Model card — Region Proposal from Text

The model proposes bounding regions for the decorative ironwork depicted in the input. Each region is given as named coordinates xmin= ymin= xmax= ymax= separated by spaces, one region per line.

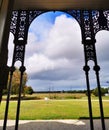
xmin=66 ymin=10 xmax=81 ymax=24
xmin=4 ymin=9 xmax=109 ymax=130
xmin=10 ymin=11 xmax=29 ymax=65
xmin=10 ymin=10 xmax=109 ymax=38
xmin=84 ymin=40 xmax=95 ymax=62
xmin=81 ymin=10 xmax=106 ymax=130
xmin=29 ymin=10 xmax=45 ymax=25
xmin=82 ymin=11 xmax=92 ymax=39
xmin=13 ymin=44 xmax=25 ymax=63
xmin=92 ymin=10 xmax=109 ymax=34
xmin=10 ymin=10 xmax=82 ymax=36
xmin=10 ymin=11 xmax=18 ymax=35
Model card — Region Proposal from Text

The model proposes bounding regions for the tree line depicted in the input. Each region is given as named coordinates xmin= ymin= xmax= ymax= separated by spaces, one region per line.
xmin=3 ymin=68 xmax=109 ymax=97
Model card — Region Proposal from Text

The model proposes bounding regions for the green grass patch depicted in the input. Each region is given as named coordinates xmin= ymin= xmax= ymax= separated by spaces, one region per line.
xmin=0 ymin=99 xmax=109 ymax=120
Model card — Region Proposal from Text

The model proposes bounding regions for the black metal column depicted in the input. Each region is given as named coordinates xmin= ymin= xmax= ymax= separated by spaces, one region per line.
xmin=80 ymin=10 xmax=95 ymax=130
xmin=83 ymin=65 xmax=94 ymax=130
xmin=93 ymin=48 xmax=106 ymax=130
xmin=12 ymin=10 xmax=29 ymax=130
xmin=15 ymin=66 xmax=26 ymax=130
xmin=3 ymin=67 xmax=15 ymax=130
xmin=89 ymin=10 xmax=106 ymax=130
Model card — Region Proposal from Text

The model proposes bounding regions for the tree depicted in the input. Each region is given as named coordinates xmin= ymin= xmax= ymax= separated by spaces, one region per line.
xmin=92 ymin=87 xmax=108 ymax=96
xmin=10 ymin=68 xmax=28 ymax=95
xmin=3 ymin=68 xmax=34 ymax=96
xmin=24 ymin=86 xmax=34 ymax=95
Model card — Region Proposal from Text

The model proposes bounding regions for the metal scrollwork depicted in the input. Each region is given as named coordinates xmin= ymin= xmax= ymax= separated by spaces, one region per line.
xmin=66 ymin=10 xmax=81 ymax=24
xmin=18 ymin=11 xmax=28 ymax=40
xmin=10 ymin=11 xmax=18 ymax=35
xmin=92 ymin=10 xmax=100 ymax=34
xmin=92 ymin=10 xmax=109 ymax=34
xmin=82 ymin=11 xmax=92 ymax=39
xmin=10 ymin=10 xmax=109 ymax=65
xmin=14 ymin=44 xmax=25 ymax=63
xmin=11 ymin=11 xmax=29 ymax=65
xmin=104 ymin=10 xmax=109 ymax=29
xmin=29 ymin=11 xmax=45 ymax=25
xmin=85 ymin=44 xmax=95 ymax=61
xmin=8 ymin=9 xmax=109 ymax=130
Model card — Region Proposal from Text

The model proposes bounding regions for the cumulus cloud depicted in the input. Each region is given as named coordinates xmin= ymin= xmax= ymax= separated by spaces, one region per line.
xmin=96 ymin=30 xmax=109 ymax=62
xmin=44 ymin=15 xmax=82 ymax=60
xmin=26 ymin=14 xmax=84 ymax=82
xmin=8 ymin=12 xmax=109 ymax=91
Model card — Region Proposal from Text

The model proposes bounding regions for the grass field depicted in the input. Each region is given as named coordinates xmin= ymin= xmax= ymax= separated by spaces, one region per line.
xmin=2 ymin=93 xmax=86 ymax=100
xmin=0 ymin=99 xmax=109 ymax=120
xmin=2 ymin=92 xmax=109 ymax=100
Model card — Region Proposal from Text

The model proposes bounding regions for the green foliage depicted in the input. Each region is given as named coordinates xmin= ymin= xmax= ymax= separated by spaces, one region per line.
xmin=92 ymin=87 xmax=108 ymax=96
xmin=11 ymin=68 xmax=28 ymax=95
xmin=24 ymin=86 xmax=34 ymax=95
xmin=2 ymin=89 xmax=8 ymax=95
xmin=85 ymin=90 xmax=93 ymax=96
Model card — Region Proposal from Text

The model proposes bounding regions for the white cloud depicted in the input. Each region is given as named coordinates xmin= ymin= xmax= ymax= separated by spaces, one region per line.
xmin=26 ymin=53 xmax=77 ymax=78
xmin=96 ymin=30 xmax=109 ymax=62
xmin=8 ymin=12 xmax=109 ymax=91
xmin=26 ymin=14 xmax=84 ymax=82
xmin=44 ymin=15 xmax=82 ymax=60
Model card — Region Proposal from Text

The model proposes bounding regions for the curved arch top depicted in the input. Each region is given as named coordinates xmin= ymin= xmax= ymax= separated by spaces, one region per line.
xmin=10 ymin=10 xmax=109 ymax=39
xmin=29 ymin=10 xmax=81 ymax=28
xmin=10 ymin=10 xmax=82 ymax=38
xmin=9 ymin=9 xmax=109 ymax=64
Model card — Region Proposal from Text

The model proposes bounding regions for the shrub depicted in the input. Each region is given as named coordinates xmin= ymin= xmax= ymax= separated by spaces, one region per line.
xmin=24 ymin=86 xmax=34 ymax=95
xmin=92 ymin=87 xmax=108 ymax=96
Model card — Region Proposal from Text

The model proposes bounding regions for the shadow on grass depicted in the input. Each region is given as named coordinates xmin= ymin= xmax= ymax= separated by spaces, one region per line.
xmin=79 ymin=117 xmax=109 ymax=119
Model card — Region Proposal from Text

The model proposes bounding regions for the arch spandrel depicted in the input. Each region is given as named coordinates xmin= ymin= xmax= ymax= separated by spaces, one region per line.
xmin=9 ymin=10 xmax=109 ymax=64
xmin=10 ymin=10 xmax=83 ymax=37
xmin=93 ymin=10 xmax=109 ymax=35
xmin=10 ymin=10 xmax=109 ymax=40
xmin=29 ymin=10 xmax=81 ymax=28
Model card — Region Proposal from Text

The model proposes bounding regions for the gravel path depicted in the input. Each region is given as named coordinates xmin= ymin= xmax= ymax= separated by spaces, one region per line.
xmin=0 ymin=119 xmax=109 ymax=130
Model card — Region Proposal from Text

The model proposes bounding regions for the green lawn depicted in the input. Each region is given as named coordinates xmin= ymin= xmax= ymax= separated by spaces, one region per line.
xmin=0 ymin=99 xmax=109 ymax=120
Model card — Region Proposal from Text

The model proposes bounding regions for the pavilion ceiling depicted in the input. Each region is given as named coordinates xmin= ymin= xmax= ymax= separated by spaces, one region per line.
xmin=13 ymin=0 xmax=109 ymax=10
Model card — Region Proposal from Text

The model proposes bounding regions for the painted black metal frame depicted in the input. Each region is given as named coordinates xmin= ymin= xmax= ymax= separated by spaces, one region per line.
xmin=2 ymin=10 xmax=109 ymax=130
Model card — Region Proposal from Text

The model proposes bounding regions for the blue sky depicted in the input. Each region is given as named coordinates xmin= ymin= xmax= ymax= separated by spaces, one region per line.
xmin=8 ymin=11 xmax=109 ymax=91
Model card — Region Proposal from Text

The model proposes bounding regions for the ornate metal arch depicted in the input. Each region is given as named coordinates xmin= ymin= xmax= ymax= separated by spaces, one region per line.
xmin=9 ymin=10 xmax=109 ymax=65
xmin=2 ymin=10 xmax=109 ymax=130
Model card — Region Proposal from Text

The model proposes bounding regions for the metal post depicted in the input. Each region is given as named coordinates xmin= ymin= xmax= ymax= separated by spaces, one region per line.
xmin=3 ymin=67 xmax=15 ymax=130
xmin=0 ymin=66 xmax=9 ymax=104
xmin=15 ymin=66 xmax=26 ymax=130
xmin=83 ymin=65 xmax=94 ymax=130
xmin=80 ymin=10 xmax=94 ymax=130
xmin=89 ymin=10 xmax=106 ymax=130
xmin=11 ymin=10 xmax=28 ymax=130
xmin=93 ymin=65 xmax=106 ymax=130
